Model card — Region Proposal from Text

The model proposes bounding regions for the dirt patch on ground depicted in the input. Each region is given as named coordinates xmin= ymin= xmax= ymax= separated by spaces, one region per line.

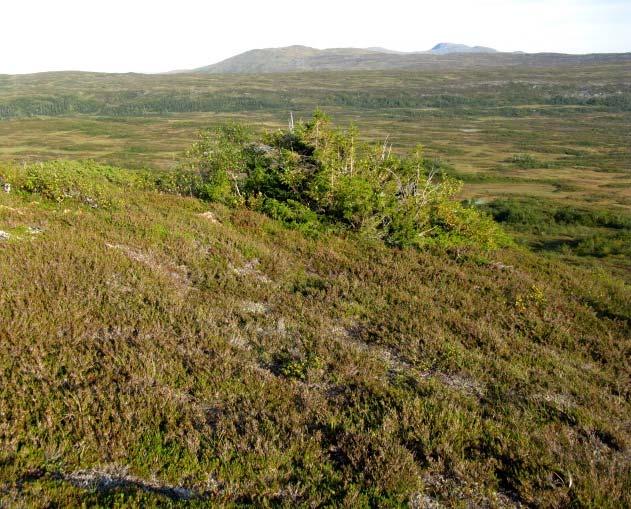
xmin=105 ymin=243 xmax=191 ymax=291
xmin=230 ymin=259 xmax=272 ymax=284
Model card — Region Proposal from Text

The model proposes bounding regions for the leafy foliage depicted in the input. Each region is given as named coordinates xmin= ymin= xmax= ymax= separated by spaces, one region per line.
xmin=173 ymin=112 xmax=509 ymax=250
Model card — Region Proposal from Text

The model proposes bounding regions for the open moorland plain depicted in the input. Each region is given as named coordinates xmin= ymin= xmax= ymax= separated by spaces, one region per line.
xmin=1 ymin=57 xmax=630 ymax=279
xmin=0 ymin=55 xmax=630 ymax=507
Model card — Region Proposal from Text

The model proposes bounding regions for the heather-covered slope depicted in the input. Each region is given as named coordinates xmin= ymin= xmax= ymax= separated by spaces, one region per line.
xmin=0 ymin=155 xmax=629 ymax=507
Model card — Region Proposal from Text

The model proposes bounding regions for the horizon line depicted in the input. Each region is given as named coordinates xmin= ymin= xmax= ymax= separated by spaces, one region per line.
xmin=2 ymin=46 xmax=631 ymax=76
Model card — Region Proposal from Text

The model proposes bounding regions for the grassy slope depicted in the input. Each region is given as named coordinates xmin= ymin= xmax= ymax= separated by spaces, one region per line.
xmin=0 ymin=163 xmax=629 ymax=507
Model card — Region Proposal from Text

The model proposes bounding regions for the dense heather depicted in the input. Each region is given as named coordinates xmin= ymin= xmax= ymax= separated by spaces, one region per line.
xmin=0 ymin=158 xmax=629 ymax=507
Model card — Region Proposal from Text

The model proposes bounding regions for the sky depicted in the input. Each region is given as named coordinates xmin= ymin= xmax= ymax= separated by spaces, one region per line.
xmin=1 ymin=0 xmax=630 ymax=74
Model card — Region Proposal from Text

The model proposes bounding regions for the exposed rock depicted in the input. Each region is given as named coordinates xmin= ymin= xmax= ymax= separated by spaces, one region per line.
xmin=198 ymin=211 xmax=220 ymax=224
xmin=421 ymin=472 xmax=522 ymax=508
xmin=0 ymin=230 xmax=10 ymax=241
xmin=490 ymin=261 xmax=513 ymax=271
xmin=62 ymin=466 xmax=197 ymax=500
xmin=276 ymin=317 xmax=287 ymax=335
xmin=438 ymin=372 xmax=484 ymax=397
xmin=84 ymin=196 xmax=98 ymax=208
xmin=229 ymin=335 xmax=251 ymax=350
xmin=409 ymin=493 xmax=446 ymax=509
xmin=240 ymin=301 xmax=269 ymax=315
xmin=246 ymin=142 xmax=275 ymax=155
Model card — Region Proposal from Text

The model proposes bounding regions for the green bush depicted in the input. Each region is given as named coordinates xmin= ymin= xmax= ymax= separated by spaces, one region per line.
xmin=258 ymin=198 xmax=323 ymax=238
xmin=175 ymin=111 xmax=508 ymax=251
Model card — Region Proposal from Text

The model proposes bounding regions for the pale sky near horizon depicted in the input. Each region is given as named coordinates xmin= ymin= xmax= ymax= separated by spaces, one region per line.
xmin=2 ymin=0 xmax=630 ymax=74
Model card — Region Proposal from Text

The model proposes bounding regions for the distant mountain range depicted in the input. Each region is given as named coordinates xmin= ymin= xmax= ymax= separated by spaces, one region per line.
xmin=180 ymin=43 xmax=630 ymax=74
xmin=190 ymin=43 xmax=503 ymax=74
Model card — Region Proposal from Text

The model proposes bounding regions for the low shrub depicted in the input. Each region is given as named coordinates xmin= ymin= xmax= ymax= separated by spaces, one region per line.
xmin=575 ymin=231 xmax=631 ymax=258
xmin=3 ymin=160 xmax=151 ymax=208
xmin=482 ymin=197 xmax=631 ymax=230
xmin=172 ymin=111 xmax=508 ymax=251
xmin=507 ymin=153 xmax=554 ymax=169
